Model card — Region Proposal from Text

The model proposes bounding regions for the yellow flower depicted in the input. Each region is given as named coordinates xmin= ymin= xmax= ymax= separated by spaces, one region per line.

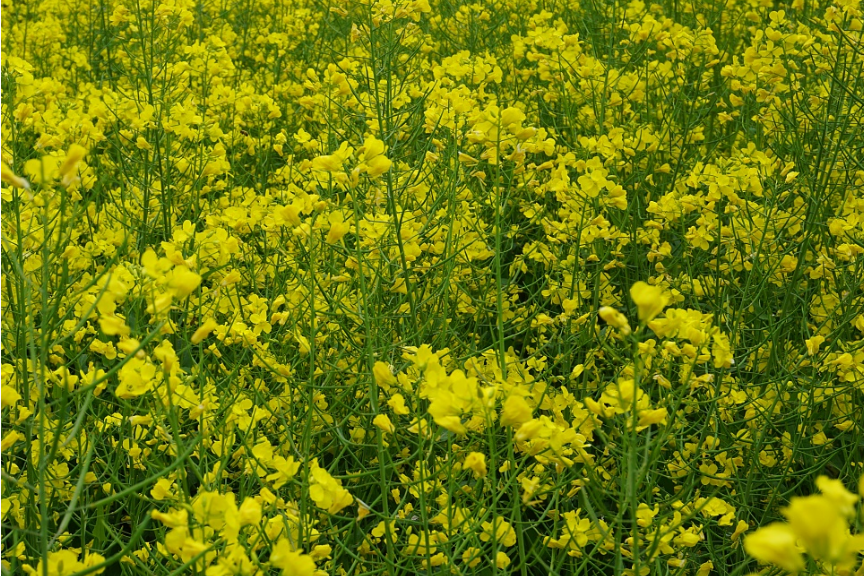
xmin=238 ymin=497 xmax=262 ymax=526
xmin=373 ymin=361 xmax=397 ymax=390
xmin=115 ymin=357 xmax=157 ymax=399
xmin=387 ymin=393 xmax=410 ymax=415
xmin=373 ymin=414 xmax=395 ymax=434
xmin=57 ymin=144 xmax=87 ymax=186
xmin=743 ymin=523 xmax=804 ymax=572
xmin=270 ymin=538 xmax=317 ymax=576
xmin=805 ymin=335 xmax=825 ymax=355
xmin=311 ymin=544 xmax=332 ymax=560
xmin=277 ymin=204 xmax=302 ymax=227
xmin=326 ymin=211 xmax=350 ymax=243
xmin=309 ymin=459 xmax=353 ymax=514
xmin=191 ymin=319 xmax=219 ymax=344
xmin=359 ymin=136 xmax=392 ymax=177
xmin=1 ymin=162 xmax=30 ymax=189
xmin=599 ymin=379 xmax=647 ymax=416
xmin=629 ymin=281 xmax=668 ymax=322
xmin=266 ymin=456 xmax=300 ymax=490
xmin=295 ymin=330 xmax=312 ymax=355
xmin=500 ymin=106 xmax=525 ymax=129
xmin=500 ymin=394 xmax=532 ymax=428
xmin=462 ymin=547 xmax=482 ymax=568
xmin=428 ymin=394 xmax=467 ymax=435
xmin=815 ymin=476 xmax=859 ymax=516
xmin=356 ymin=501 xmax=371 ymax=521
xmin=577 ymin=163 xmax=608 ymax=197
xmin=636 ymin=503 xmax=658 ymax=527
xmin=514 ymin=418 xmax=543 ymax=441
xmin=117 ymin=338 xmax=142 ymax=355
xmin=99 ymin=314 xmax=131 ymax=337
xmin=136 ymin=136 xmax=153 ymax=151
xmin=480 ymin=518 xmax=517 ymax=547
xmin=637 ymin=407 xmax=667 ymax=428
xmin=191 ymin=490 xmax=234 ymax=530
xmin=24 ymin=155 xmax=61 ymax=184
xmin=1 ymin=385 xmax=22 ymax=409
xmin=312 ymin=141 xmax=352 ymax=172
xmin=711 ymin=332 xmax=734 ymax=369
xmin=151 ymin=508 xmax=189 ymax=528
xmin=150 ymin=478 xmax=174 ymax=501
xmin=463 ymin=452 xmax=487 ymax=478
xmin=23 ymin=550 xmax=106 ymax=576
xmin=169 ymin=266 xmax=202 ymax=298
xmin=731 ymin=520 xmax=749 ymax=542
xmin=782 ymin=494 xmax=849 ymax=562
xmin=598 ymin=307 xmax=631 ymax=335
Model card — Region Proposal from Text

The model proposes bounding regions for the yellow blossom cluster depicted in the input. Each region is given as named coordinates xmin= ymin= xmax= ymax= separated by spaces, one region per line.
xmin=3 ymin=0 xmax=864 ymax=574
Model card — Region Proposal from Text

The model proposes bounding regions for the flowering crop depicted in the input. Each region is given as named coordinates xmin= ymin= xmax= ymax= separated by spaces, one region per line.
xmin=2 ymin=0 xmax=864 ymax=575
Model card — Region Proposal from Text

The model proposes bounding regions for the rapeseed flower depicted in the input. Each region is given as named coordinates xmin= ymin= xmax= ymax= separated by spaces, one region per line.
xmin=5 ymin=0 xmax=864 ymax=574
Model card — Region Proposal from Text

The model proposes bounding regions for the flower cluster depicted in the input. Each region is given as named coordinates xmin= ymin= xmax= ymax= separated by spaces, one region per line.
xmin=3 ymin=0 xmax=864 ymax=574
xmin=745 ymin=476 xmax=864 ymax=573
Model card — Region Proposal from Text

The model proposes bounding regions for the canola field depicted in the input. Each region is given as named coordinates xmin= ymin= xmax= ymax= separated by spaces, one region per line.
xmin=2 ymin=0 xmax=864 ymax=574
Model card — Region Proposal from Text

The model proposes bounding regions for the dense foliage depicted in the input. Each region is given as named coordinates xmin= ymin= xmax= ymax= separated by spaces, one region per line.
xmin=2 ymin=0 xmax=864 ymax=574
